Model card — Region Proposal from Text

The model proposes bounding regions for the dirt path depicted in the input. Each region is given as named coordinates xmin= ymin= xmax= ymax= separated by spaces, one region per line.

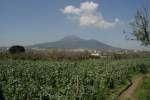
xmin=118 ymin=75 xmax=143 ymax=100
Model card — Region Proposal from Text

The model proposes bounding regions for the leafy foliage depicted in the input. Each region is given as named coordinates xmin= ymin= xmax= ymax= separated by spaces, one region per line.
xmin=130 ymin=8 xmax=150 ymax=46
xmin=137 ymin=64 xmax=148 ymax=74
xmin=0 ymin=58 xmax=150 ymax=99
xmin=9 ymin=45 xmax=25 ymax=54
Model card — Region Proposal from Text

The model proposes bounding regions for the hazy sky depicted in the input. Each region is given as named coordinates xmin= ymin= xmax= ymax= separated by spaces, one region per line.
xmin=0 ymin=0 xmax=149 ymax=50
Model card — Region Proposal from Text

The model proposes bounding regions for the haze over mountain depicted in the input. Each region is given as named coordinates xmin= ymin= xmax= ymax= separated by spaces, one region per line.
xmin=29 ymin=35 xmax=121 ymax=50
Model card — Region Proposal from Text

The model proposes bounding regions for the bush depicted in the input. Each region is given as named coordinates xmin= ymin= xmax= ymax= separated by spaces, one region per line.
xmin=137 ymin=64 xmax=148 ymax=74
xmin=8 ymin=45 xmax=25 ymax=54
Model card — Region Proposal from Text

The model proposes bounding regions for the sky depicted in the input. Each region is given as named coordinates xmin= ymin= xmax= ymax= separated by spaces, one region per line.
xmin=0 ymin=0 xmax=150 ymax=50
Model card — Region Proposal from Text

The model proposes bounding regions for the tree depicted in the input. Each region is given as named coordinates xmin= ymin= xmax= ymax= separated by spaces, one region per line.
xmin=8 ymin=45 xmax=25 ymax=54
xmin=130 ymin=7 xmax=150 ymax=46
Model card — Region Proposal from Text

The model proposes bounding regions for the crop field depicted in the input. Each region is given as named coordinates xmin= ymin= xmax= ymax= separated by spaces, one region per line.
xmin=0 ymin=58 xmax=150 ymax=100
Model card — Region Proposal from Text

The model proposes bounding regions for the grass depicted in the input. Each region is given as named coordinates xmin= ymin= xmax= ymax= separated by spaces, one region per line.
xmin=135 ymin=74 xmax=150 ymax=100
xmin=108 ymin=80 xmax=129 ymax=100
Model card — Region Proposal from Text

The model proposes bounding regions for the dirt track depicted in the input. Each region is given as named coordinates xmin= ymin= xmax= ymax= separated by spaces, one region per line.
xmin=118 ymin=75 xmax=143 ymax=100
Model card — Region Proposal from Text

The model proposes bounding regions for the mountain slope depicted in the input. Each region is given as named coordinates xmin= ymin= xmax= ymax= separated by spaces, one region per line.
xmin=29 ymin=35 xmax=120 ymax=50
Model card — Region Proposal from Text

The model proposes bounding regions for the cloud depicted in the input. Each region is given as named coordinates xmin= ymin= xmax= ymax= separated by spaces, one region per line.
xmin=61 ymin=1 xmax=121 ymax=29
xmin=62 ymin=5 xmax=81 ymax=15
xmin=80 ymin=1 xmax=98 ymax=11
xmin=79 ymin=13 xmax=100 ymax=26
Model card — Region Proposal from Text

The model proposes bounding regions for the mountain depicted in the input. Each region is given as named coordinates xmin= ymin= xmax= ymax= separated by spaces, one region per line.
xmin=29 ymin=35 xmax=121 ymax=50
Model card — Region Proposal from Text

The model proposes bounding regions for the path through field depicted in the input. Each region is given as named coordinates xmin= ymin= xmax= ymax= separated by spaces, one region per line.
xmin=118 ymin=75 xmax=143 ymax=100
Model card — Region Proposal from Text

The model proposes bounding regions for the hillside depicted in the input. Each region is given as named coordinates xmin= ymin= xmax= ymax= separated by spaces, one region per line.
xmin=29 ymin=35 xmax=121 ymax=50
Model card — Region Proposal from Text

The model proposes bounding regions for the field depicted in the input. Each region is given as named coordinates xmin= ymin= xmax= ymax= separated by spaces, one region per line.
xmin=0 ymin=58 xmax=150 ymax=100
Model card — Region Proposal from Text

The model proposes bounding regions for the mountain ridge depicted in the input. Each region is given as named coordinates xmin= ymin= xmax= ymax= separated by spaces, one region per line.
xmin=28 ymin=35 xmax=122 ymax=50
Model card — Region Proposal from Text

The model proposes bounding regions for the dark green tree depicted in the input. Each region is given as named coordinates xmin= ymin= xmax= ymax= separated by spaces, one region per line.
xmin=8 ymin=45 xmax=25 ymax=54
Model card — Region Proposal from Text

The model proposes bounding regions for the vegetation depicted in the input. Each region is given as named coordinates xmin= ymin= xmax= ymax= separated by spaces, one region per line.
xmin=1 ymin=48 xmax=150 ymax=61
xmin=0 ymin=85 xmax=5 ymax=100
xmin=130 ymin=7 xmax=150 ymax=46
xmin=0 ymin=58 xmax=150 ymax=100
xmin=136 ymin=64 xmax=149 ymax=74
xmin=129 ymin=7 xmax=150 ymax=100
xmin=135 ymin=74 xmax=150 ymax=100
xmin=0 ymin=49 xmax=91 ymax=60
xmin=9 ymin=45 xmax=25 ymax=54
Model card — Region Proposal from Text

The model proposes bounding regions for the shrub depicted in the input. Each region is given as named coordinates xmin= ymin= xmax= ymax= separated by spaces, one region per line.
xmin=137 ymin=64 xmax=148 ymax=74
xmin=8 ymin=45 xmax=25 ymax=54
